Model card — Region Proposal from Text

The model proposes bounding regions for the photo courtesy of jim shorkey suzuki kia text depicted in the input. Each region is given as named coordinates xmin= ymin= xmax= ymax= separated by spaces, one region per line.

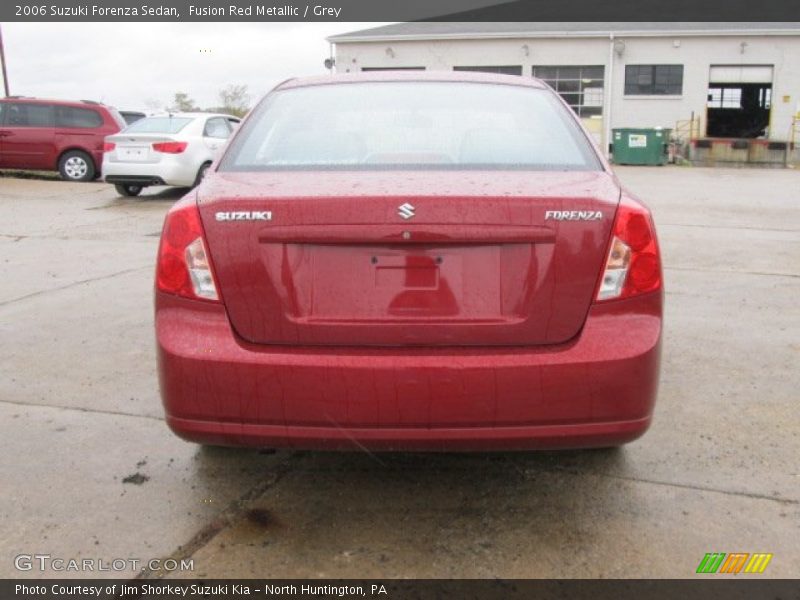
xmin=14 ymin=583 xmax=388 ymax=596
xmin=17 ymin=4 xmax=343 ymax=18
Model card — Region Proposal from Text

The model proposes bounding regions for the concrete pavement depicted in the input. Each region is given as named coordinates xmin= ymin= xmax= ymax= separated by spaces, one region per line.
xmin=0 ymin=167 xmax=798 ymax=579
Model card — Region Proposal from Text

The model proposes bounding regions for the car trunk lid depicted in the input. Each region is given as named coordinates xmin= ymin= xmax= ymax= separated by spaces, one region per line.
xmin=105 ymin=133 xmax=176 ymax=164
xmin=198 ymin=170 xmax=620 ymax=347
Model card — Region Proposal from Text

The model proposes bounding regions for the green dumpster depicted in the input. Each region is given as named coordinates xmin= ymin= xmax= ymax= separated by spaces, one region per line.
xmin=612 ymin=128 xmax=671 ymax=165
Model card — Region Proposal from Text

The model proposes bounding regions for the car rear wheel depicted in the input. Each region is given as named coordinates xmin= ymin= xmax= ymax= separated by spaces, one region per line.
xmin=193 ymin=162 xmax=211 ymax=188
xmin=114 ymin=184 xmax=143 ymax=197
xmin=58 ymin=150 xmax=95 ymax=182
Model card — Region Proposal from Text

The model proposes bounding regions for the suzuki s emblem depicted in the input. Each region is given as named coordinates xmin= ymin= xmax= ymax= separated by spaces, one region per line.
xmin=398 ymin=203 xmax=415 ymax=220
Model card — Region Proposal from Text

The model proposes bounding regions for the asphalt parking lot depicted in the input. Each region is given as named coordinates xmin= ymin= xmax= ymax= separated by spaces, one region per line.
xmin=1 ymin=166 xmax=798 ymax=579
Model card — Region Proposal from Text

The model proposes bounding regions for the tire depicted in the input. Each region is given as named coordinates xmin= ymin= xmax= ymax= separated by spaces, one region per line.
xmin=58 ymin=150 xmax=95 ymax=182
xmin=114 ymin=183 xmax=143 ymax=197
xmin=193 ymin=162 xmax=211 ymax=188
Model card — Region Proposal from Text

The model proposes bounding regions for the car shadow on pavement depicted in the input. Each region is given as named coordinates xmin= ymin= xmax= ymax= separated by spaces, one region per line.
xmin=184 ymin=446 xmax=634 ymax=577
xmin=131 ymin=186 xmax=192 ymax=202
xmin=99 ymin=186 xmax=191 ymax=208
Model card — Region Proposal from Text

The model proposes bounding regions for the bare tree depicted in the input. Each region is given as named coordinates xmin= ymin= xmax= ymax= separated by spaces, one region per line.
xmin=170 ymin=91 xmax=199 ymax=112
xmin=143 ymin=97 xmax=163 ymax=112
xmin=216 ymin=84 xmax=250 ymax=118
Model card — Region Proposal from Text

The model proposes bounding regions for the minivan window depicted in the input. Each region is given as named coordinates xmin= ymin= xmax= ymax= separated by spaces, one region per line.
xmin=55 ymin=106 xmax=103 ymax=128
xmin=220 ymin=82 xmax=601 ymax=171
xmin=3 ymin=103 xmax=55 ymax=127
xmin=124 ymin=116 xmax=193 ymax=134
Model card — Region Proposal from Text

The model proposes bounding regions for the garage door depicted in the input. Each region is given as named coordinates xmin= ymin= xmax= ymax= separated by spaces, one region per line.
xmin=709 ymin=65 xmax=773 ymax=84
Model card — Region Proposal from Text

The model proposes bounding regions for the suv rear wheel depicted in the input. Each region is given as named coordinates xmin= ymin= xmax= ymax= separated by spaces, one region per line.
xmin=114 ymin=184 xmax=143 ymax=197
xmin=58 ymin=150 xmax=95 ymax=182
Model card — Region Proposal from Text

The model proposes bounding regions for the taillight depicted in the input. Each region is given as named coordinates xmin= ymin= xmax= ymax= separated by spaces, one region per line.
xmin=103 ymin=142 xmax=115 ymax=152
xmin=596 ymin=196 xmax=661 ymax=301
xmin=156 ymin=201 xmax=219 ymax=302
xmin=152 ymin=141 xmax=187 ymax=154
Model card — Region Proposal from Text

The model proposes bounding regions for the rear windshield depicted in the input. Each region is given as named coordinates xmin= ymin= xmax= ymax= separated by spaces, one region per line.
xmin=220 ymin=82 xmax=601 ymax=171
xmin=124 ymin=116 xmax=193 ymax=134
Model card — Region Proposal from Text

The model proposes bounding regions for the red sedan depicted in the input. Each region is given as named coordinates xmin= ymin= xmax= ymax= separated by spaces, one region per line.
xmin=155 ymin=72 xmax=662 ymax=451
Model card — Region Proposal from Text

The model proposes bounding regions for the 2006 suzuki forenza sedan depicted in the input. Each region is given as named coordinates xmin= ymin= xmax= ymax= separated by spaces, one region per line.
xmin=155 ymin=72 xmax=663 ymax=451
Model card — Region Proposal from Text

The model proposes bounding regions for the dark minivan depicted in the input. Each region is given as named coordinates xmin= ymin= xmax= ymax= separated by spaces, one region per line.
xmin=0 ymin=97 xmax=124 ymax=181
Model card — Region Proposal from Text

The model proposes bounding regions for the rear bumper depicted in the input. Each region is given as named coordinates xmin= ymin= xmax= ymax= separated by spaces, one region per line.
xmin=156 ymin=291 xmax=662 ymax=451
xmin=167 ymin=415 xmax=652 ymax=451
xmin=105 ymin=175 xmax=166 ymax=186
xmin=102 ymin=157 xmax=197 ymax=187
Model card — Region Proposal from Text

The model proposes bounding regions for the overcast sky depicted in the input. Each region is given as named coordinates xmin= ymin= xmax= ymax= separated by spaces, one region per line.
xmin=1 ymin=23 xmax=390 ymax=111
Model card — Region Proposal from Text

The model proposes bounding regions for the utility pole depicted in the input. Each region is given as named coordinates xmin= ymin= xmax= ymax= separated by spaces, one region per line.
xmin=0 ymin=25 xmax=10 ymax=96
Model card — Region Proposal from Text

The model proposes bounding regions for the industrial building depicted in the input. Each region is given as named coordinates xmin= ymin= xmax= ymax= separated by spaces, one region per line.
xmin=328 ymin=22 xmax=800 ymax=165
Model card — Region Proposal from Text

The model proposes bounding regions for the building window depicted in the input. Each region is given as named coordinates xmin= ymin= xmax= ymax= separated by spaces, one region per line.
xmin=453 ymin=65 xmax=522 ymax=76
xmin=707 ymin=87 xmax=742 ymax=109
xmin=532 ymin=65 xmax=604 ymax=117
xmin=624 ymin=65 xmax=684 ymax=95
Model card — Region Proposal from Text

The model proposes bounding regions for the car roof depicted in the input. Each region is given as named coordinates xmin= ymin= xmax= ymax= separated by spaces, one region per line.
xmin=0 ymin=97 xmax=112 ymax=108
xmin=146 ymin=112 xmax=238 ymax=119
xmin=276 ymin=70 xmax=548 ymax=91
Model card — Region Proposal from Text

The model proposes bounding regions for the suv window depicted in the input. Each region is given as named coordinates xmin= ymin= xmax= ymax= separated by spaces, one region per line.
xmin=204 ymin=117 xmax=231 ymax=139
xmin=3 ymin=103 xmax=55 ymax=127
xmin=55 ymin=106 xmax=104 ymax=128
